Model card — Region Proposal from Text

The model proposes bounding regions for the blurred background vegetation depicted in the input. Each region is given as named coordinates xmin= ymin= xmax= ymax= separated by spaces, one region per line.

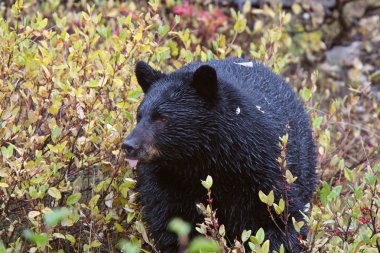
xmin=0 ymin=0 xmax=379 ymax=252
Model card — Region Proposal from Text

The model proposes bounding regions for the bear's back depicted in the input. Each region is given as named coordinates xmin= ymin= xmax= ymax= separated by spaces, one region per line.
xmin=177 ymin=58 xmax=306 ymax=127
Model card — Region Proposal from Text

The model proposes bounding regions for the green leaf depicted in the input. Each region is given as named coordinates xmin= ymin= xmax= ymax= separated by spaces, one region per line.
xmin=365 ymin=174 xmax=377 ymax=186
xmin=312 ymin=116 xmax=323 ymax=129
xmin=168 ymin=218 xmax=191 ymax=237
xmin=44 ymin=208 xmax=71 ymax=227
xmin=174 ymin=15 xmax=180 ymax=24
xmin=255 ymin=228 xmax=265 ymax=244
xmin=66 ymin=192 xmax=82 ymax=205
xmin=258 ymin=191 xmax=267 ymax=204
xmin=201 ymin=175 xmax=213 ymax=190
xmin=51 ymin=127 xmax=61 ymax=142
xmin=1 ymin=145 xmax=13 ymax=159
xmin=219 ymin=224 xmax=225 ymax=237
xmin=318 ymin=182 xmax=331 ymax=207
xmin=23 ymin=230 xmax=48 ymax=249
xmin=300 ymin=87 xmax=312 ymax=101
xmin=344 ymin=168 xmax=353 ymax=182
xmin=328 ymin=185 xmax=342 ymax=201
xmin=158 ymin=25 xmax=169 ymax=36
xmin=34 ymin=18 xmax=48 ymax=31
xmin=118 ymin=240 xmax=140 ymax=253
xmin=248 ymin=242 xmax=256 ymax=251
xmin=241 ymin=229 xmax=251 ymax=243
xmin=187 ymin=237 xmax=221 ymax=253
xmin=354 ymin=187 xmax=363 ymax=199
xmin=127 ymin=90 xmax=143 ymax=102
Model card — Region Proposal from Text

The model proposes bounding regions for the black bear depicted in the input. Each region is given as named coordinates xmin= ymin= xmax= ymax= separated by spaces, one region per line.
xmin=122 ymin=58 xmax=316 ymax=253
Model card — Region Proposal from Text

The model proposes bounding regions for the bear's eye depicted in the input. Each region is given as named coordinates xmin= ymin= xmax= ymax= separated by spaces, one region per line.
xmin=136 ymin=113 xmax=142 ymax=122
xmin=151 ymin=112 xmax=167 ymax=123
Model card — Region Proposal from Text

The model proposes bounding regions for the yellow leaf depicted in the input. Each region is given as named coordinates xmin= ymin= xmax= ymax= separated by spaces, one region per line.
xmin=53 ymin=233 xmax=66 ymax=239
xmin=148 ymin=0 xmax=159 ymax=12
xmin=39 ymin=86 xmax=48 ymax=98
xmin=273 ymin=203 xmax=282 ymax=215
xmin=267 ymin=190 xmax=274 ymax=206
xmin=285 ymin=170 xmax=297 ymax=183
xmin=261 ymin=240 xmax=270 ymax=253
xmin=134 ymin=32 xmax=142 ymax=42
xmin=28 ymin=111 xmax=38 ymax=124
xmin=234 ymin=18 xmax=247 ymax=33
xmin=283 ymin=13 xmax=292 ymax=24
xmin=90 ymin=240 xmax=102 ymax=247
xmin=28 ymin=211 xmax=41 ymax=219
xmin=292 ymin=4 xmax=302 ymax=15
xmin=0 ymin=183 xmax=9 ymax=188
xmin=125 ymin=14 xmax=132 ymax=26
xmin=292 ymin=217 xmax=305 ymax=233
xmin=15 ymin=0 xmax=23 ymax=10
xmin=65 ymin=234 xmax=76 ymax=245
xmin=82 ymin=11 xmax=89 ymax=21
xmin=156 ymin=46 xmax=170 ymax=54
xmin=48 ymin=101 xmax=61 ymax=116
xmin=41 ymin=64 xmax=51 ymax=79
xmin=89 ymin=194 xmax=100 ymax=209
xmin=113 ymin=78 xmax=124 ymax=88
xmin=114 ymin=222 xmax=123 ymax=232
xmin=116 ymin=101 xmax=129 ymax=109
xmin=48 ymin=187 xmax=62 ymax=200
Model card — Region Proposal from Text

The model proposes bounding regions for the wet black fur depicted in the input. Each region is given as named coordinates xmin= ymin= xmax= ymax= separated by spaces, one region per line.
xmin=126 ymin=58 xmax=317 ymax=253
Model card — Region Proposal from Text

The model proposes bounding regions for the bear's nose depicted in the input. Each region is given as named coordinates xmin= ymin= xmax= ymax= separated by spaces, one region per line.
xmin=122 ymin=139 xmax=138 ymax=155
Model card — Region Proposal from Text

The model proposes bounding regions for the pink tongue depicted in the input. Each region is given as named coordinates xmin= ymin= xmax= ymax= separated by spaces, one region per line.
xmin=127 ymin=159 xmax=138 ymax=168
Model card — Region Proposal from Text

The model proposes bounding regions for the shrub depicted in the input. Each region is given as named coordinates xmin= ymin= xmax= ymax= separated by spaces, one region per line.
xmin=0 ymin=0 xmax=379 ymax=252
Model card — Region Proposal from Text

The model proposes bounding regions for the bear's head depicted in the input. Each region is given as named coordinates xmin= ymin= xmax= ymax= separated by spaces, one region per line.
xmin=122 ymin=61 xmax=222 ymax=167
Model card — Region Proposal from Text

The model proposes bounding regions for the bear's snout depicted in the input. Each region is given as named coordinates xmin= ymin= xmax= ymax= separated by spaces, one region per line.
xmin=122 ymin=123 xmax=156 ymax=162
xmin=121 ymin=138 xmax=138 ymax=157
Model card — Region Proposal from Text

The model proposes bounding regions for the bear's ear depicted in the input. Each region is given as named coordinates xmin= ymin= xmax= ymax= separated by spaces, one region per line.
xmin=135 ymin=61 xmax=164 ymax=93
xmin=191 ymin=65 xmax=218 ymax=102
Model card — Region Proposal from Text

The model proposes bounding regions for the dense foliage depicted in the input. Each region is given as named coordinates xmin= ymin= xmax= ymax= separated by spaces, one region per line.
xmin=0 ymin=0 xmax=379 ymax=252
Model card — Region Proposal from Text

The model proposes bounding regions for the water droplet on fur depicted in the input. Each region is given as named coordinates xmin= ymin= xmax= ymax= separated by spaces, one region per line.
xmin=236 ymin=107 xmax=241 ymax=115
xmin=256 ymin=106 xmax=265 ymax=113
xmin=234 ymin=61 xmax=254 ymax=68
xmin=304 ymin=203 xmax=310 ymax=212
